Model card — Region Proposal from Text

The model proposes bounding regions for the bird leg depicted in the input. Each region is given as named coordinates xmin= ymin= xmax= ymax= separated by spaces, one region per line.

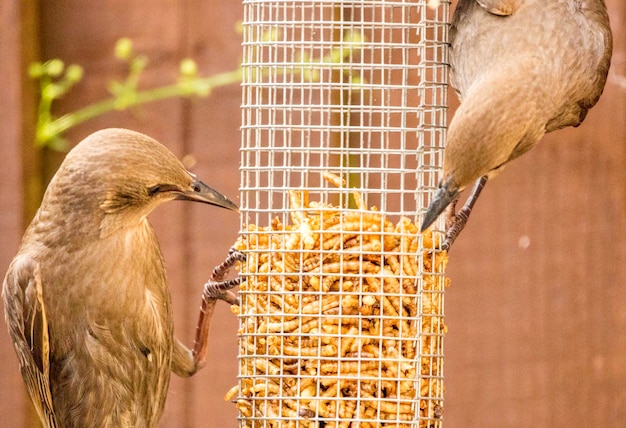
xmin=442 ymin=175 xmax=488 ymax=251
xmin=190 ymin=248 xmax=245 ymax=370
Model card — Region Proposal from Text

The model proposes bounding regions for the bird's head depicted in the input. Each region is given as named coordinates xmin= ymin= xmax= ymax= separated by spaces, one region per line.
xmin=42 ymin=128 xmax=238 ymax=235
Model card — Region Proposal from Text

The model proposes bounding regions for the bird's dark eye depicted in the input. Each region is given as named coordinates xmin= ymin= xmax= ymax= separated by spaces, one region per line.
xmin=147 ymin=185 xmax=162 ymax=196
xmin=191 ymin=183 xmax=201 ymax=193
xmin=148 ymin=184 xmax=180 ymax=197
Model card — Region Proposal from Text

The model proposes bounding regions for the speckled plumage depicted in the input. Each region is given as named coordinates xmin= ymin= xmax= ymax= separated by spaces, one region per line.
xmin=422 ymin=0 xmax=612 ymax=233
xmin=3 ymin=128 xmax=238 ymax=427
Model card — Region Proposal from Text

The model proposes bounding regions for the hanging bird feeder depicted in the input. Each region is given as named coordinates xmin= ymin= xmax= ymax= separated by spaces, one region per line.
xmin=229 ymin=1 xmax=451 ymax=426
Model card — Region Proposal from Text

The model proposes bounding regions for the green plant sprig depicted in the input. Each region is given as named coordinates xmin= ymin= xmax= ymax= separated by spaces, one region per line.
xmin=31 ymin=38 xmax=242 ymax=150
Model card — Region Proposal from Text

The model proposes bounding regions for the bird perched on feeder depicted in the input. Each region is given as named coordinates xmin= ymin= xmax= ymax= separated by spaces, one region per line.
xmin=421 ymin=0 xmax=613 ymax=248
xmin=2 ymin=128 xmax=240 ymax=427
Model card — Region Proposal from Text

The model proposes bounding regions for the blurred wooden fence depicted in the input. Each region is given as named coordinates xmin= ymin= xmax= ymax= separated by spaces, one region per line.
xmin=1 ymin=1 xmax=625 ymax=427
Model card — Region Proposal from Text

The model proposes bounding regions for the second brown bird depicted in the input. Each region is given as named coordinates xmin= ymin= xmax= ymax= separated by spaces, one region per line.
xmin=421 ymin=0 xmax=613 ymax=246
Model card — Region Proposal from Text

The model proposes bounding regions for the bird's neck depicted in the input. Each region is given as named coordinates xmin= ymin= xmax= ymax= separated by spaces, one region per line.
xmin=99 ymin=210 xmax=150 ymax=239
xmin=444 ymin=75 xmax=546 ymax=191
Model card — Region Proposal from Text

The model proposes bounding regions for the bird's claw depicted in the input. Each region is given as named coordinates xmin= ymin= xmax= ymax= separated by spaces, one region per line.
xmin=442 ymin=206 xmax=470 ymax=251
xmin=211 ymin=248 xmax=246 ymax=281
xmin=441 ymin=175 xmax=488 ymax=251
xmin=203 ymin=280 xmax=241 ymax=305
xmin=204 ymin=248 xmax=246 ymax=305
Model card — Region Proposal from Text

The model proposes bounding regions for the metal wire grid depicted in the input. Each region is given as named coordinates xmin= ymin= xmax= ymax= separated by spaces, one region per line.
xmin=237 ymin=1 xmax=449 ymax=426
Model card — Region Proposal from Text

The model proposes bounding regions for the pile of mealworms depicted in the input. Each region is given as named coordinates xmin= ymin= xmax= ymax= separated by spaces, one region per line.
xmin=226 ymin=174 xmax=448 ymax=427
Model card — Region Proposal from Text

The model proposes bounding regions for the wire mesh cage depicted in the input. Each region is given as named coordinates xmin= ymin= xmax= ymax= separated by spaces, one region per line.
xmin=232 ymin=1 xmax=450 ymax=426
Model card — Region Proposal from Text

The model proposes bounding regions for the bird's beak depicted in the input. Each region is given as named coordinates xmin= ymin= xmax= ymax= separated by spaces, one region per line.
xmin=420 ymin=180 xmax=459 ymax=232
xmin=176 ymin=178 xmax=239 ymax=212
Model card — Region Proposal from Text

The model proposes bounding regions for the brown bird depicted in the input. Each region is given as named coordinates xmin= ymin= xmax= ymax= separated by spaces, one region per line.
xmin=421 ymin=0 xmax=613 ymax=248
xmin=2 ymin=128 xmax=238 ymax=427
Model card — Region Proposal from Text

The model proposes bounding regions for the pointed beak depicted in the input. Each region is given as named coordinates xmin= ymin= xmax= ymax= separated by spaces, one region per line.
xmin=420 ymin=181 xmax=459 ymax=232
xmin=176 ymin=178 xmax=239 ymax=212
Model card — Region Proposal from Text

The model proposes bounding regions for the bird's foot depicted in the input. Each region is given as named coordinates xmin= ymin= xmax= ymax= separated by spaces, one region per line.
xmin=441 ymin=176 xmax=488 ymax=251
xmin=442 ymin=205 xmax=469 ymax=251
xmin=190 ymin=249 xmax=246 ymax=370
xmin=204 ymin=248 xmax=246 ymax=305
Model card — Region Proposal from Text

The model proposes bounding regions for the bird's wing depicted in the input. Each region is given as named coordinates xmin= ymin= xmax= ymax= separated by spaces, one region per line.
xmin=575 ymin=2 xmax=613 ymax=116
xmin=476 ymin=0 xmax=523 ymax=16
xmin=2 ymin=256 xmax=58 ymax=428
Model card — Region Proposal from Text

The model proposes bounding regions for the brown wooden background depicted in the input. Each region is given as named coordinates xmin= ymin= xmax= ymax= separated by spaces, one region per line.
xmin=1 ymin=1 xmax=624 ymax=427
